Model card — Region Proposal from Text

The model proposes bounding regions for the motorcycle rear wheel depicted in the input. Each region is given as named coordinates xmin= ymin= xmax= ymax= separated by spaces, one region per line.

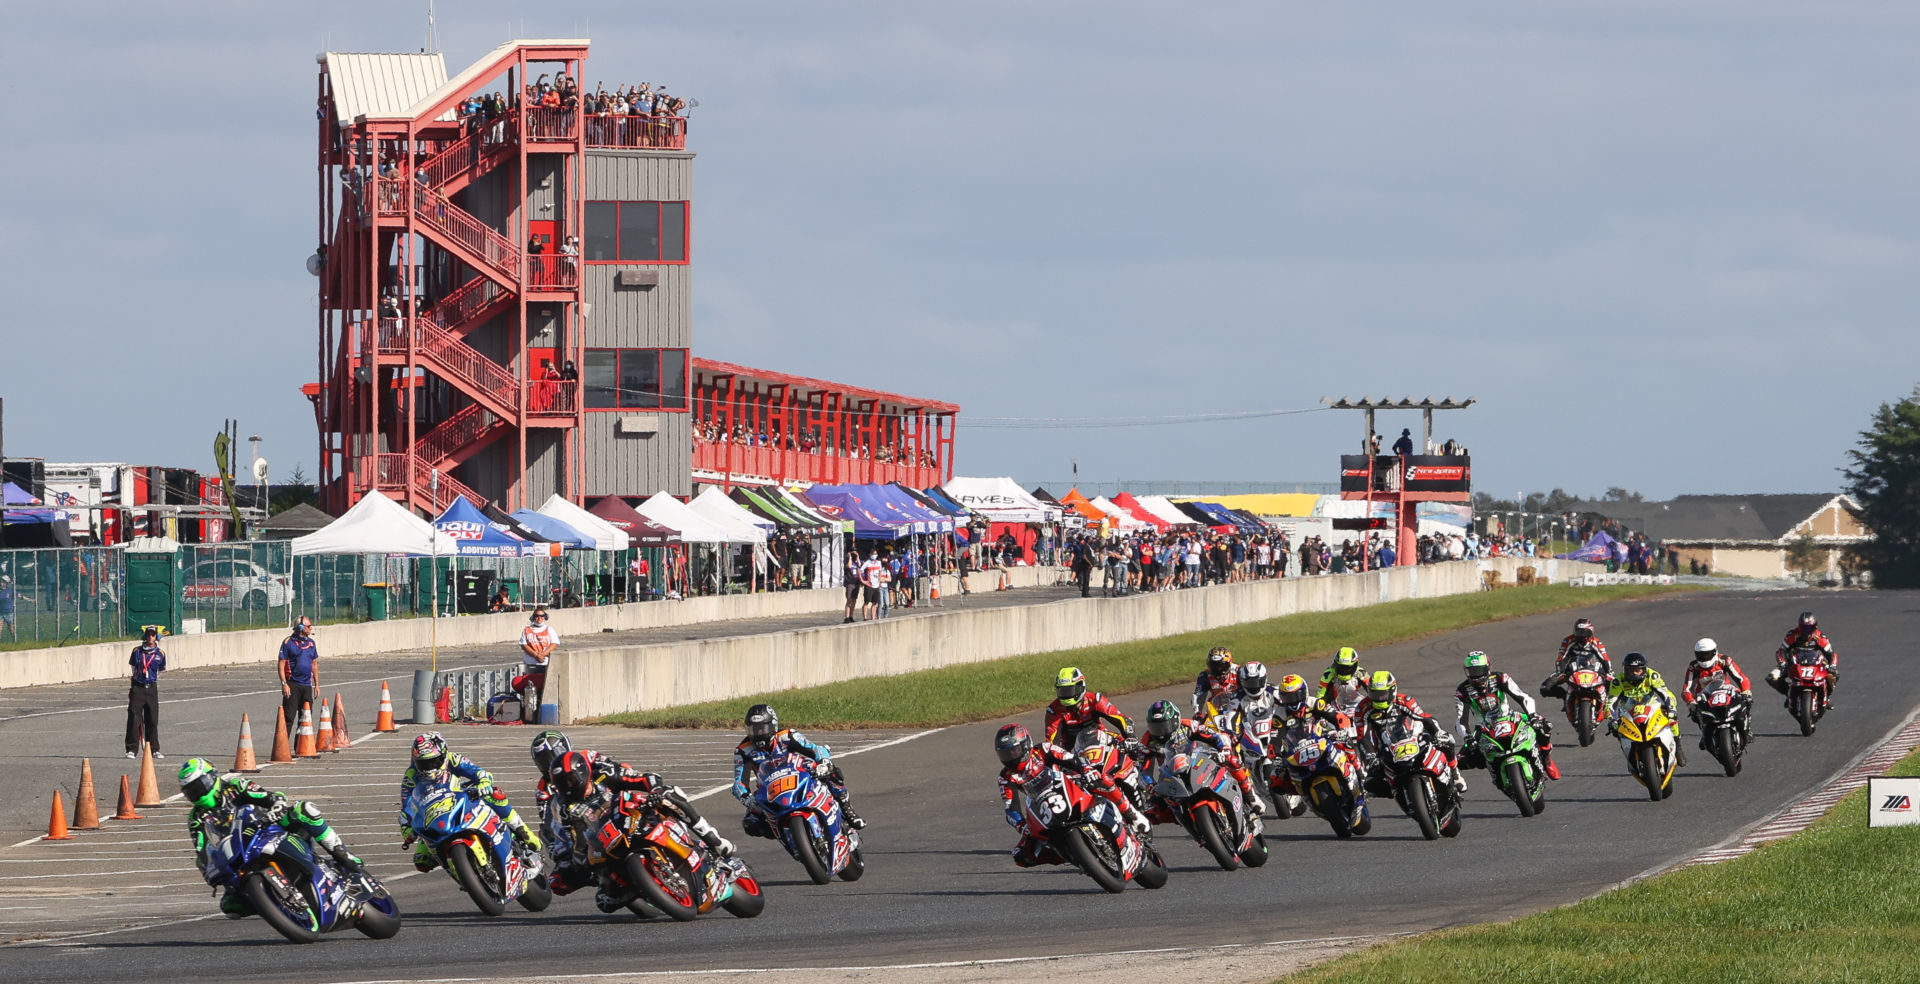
xmin=1503 ymin=761 xmax=1536 ymax=817
xmin=517 ymin=874 xmax=553 ymax=912
xmin=720 ymin=873 xmax=766 ymax=918
xmin=449 ymin=845 xmax=507 ymax=916
xmin=1133 ymin=846 xmax=1169 ymax=889
xmin=1574 ymin=701 xmax=1596 ymax=747
xmin=838 ymin=846 xmax=866 ymax=882
xmin=355 ymin=892 xmax=402 ymax=939
xmin=627 ymin=852 xmax=699 ymax=921
xmin=1060 ymin=826 xmax=1128 ymax=893
xmin=786 ymin=815 xmax=834 ymax=885
xmin=240 ymin=872 xmax=321 ymax=944
xmin=1407 ymin=777 xmax=1440 ymax=841
xmin=1194 ymin=805 xmax=1239 ymax=871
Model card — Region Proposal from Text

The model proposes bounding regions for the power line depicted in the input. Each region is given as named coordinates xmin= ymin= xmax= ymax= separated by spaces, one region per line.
xmin=962 ymin=406 xmax=1333 ymax=430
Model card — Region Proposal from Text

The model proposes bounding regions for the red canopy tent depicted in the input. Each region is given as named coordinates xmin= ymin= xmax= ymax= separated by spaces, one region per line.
xmin=588 ymin=496 xmax=678 ymax=546
xmin=1110 ymin=492 xmax=1170 ymax=532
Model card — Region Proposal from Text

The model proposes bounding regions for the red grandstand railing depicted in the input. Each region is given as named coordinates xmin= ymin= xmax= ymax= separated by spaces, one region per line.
xmin=375 ymin=318 xmax=520 ymax=417
xmin=417 ymin=122 xmax=517 ymax=190
xmin=527 ymin=380 xmax=578 ymax=416
xmin=692 ymin=443 xmax=943 ymax=488
xmin=526 ymin=252 xmax=578 ymax=290
xmin=415 ymin=402 xmax=503 ymax=467
xmin=427 ymin=276 xmax=510 ymax=336
xmin=409 ymin=185 xmax=521 ymax=284
xmin=524 ymin=108 xmax=577 ymax=142
xmin=585 ymin=115 xmax=688 ymax=150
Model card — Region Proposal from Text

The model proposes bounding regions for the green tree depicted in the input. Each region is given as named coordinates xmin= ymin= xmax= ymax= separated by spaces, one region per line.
xmin=1842 ymin=385 xmax=1920 ymax=588
xmin=1783 ymin=534 xmax=1830 ymax=583
xmin=268 ymin=463 xmax=320 ymax=516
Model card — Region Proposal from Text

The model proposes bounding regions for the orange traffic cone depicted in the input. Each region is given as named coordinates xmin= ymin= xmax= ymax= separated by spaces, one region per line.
xmin=233 ymin=713 xmax=259 ymax=772
xmin=316 ymin=699 xmax=335 ymax=752
xmin=332 ymin=693 xmax=352 ymax=749
xmin=114 ymin=774 xmax=142 ymax=820
xmin=270 ymin=707 xmax=295 ymax=763
xmin=46 ymin=789 xmax=72 ymax=840
xmin=135 ymin=742 xmax=162 ymax=808
xmin=929 ymin=580 xmax=940 ymax=601
xmin=295 ymin=704 xmax=319 ymax=758
xmin=374 ymin=681 xmax=397 ymax=732
xmin=73 ymin=759 xmax=101 ymax=830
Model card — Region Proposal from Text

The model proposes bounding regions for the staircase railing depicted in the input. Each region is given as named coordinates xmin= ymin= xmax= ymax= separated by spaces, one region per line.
xmin=427 ymin=275 xmax=510 ymax=336
xmin=410 ymin=184 xmax=521 ymax=284
xmin=374 ymin=317 xmax=520 ymax=416
xmin=415 ymin=402 xmax=502 ymax=467
xmin=417 ymin=121 xmax=517 ymax=190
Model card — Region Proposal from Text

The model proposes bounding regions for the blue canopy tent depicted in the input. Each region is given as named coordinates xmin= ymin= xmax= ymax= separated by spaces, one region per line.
xmin=802 ymin=485 xmax=914 ymax=540
xmin=1557 ymin=530 xmax=1618 ymax=562
xmin=866 ymin=484 xmax=952 ymax=533
xmin=1185 ymin=501 xmax=1245 ymax=530
xmin=919 ymin=486 xmax=974 ymax=519
xmin=435 ymin=497 xmax=556 ymax=557
xmin=509 ymin=508 xmax=596 ymax=549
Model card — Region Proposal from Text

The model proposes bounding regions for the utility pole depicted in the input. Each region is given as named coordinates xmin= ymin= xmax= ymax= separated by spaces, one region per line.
xmin=0 ymin=397 xmax=7 ymax=541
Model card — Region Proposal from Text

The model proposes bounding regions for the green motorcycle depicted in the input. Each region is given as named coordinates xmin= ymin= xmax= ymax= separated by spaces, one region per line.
xmin=1469 ymin=696 xmax=1548 ymax=818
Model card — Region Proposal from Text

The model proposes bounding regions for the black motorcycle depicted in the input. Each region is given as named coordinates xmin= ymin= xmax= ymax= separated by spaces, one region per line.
xmin=1692 ymin=678 xmax=1751 ymax=777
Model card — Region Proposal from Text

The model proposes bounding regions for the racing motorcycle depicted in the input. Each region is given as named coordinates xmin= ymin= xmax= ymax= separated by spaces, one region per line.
xmin=1284 ymin=730 xmax=1371 ymax=839
xmin=1209 ymin=698 xmax=1280 ymax=812
xmin=1614 ymin=700 xmax=1679 ymax=801
xmin=1562 ymin=658 xmax=1611 ymax=746
xmin=747 ymin=752 xmax=864 ymax=884
xmin=1471 ymin=694 xmax=1547 ymax=818
xmin=1692 ymin=678 xmax=1750 ymax=777
xmin=1011 ymin=759 xmax=1167 ymax=893
xmin=1781 ymin=646 xmax=1831 ymax=737
xmin=403 ymin=773 xmax=551 ymax=916
xmin=1147 ymin=735 xmax=1268 ymax=869
xmin=1371 ymin=718 xmax=1462 ymax=841
xmin=1071 ymin=729 xmax=1150 ymax=813
xmin=200 ymin=803 xmax=401 ymax=944
xmin=572 ymin=787 xmax=765 ymax=920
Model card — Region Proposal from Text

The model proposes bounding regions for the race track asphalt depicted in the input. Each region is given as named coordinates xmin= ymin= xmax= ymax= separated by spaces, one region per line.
xmin=3 ymin=587 xmax=1913 ymax=984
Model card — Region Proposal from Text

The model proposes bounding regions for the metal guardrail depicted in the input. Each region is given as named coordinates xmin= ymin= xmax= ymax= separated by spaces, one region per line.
xmin=438 ymin=664 xmax=522 ymax=719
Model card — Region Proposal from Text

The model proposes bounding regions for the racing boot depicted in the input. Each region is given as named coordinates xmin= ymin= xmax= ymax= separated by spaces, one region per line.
xmin=330 ymin=845 xmax=366 ymax=874
xmin=690 ymin=816 xmax=737 ymax=857
xmin=505 ymin=810 xmax=543 ymax=853
xmin=594 ymin=887 xmax=635 ymax=913
xmin=313 ymin=823 xmax=365 ymax=874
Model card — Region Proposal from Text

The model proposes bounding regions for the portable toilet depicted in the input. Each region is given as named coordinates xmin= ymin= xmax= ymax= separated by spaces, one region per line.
xmin=123 ymin=536 xmax=184 ymax=636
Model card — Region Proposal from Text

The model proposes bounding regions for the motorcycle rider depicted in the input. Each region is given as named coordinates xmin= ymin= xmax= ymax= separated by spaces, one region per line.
xmin=1140 ymin=699 xmax=1263 ymax=824
xmin=1362 ymin=670 xmax=1467 ymax=793
xmin=995 ymin=723 xmax=1149 ymax=867
xmin=1606 ymin=652 xmax=1688 ymax=766
xmin=1540 ymin=617 xmax=1614 ymax=705
xmin=529 ymin=729 xmax=593 ymax=895
xmin=1191 ymin=646 xmax=1239 ymax=715
xmin=1454 ymin=651 xmax=1562 ymax=780
xmin=398 ymin=732 xmax=541 ymax=873
xmin=1679 ymin=638 xmax=1755 ymax=747
xmin=733 ymin=703 xmax=866 ymax=833
xmin=179 ymin=758 xmax=364 ymax=918
xmin=1317 ymin=647 xmax=1370 ymax=718
xmin=1771 ymin=611 xmax=1838 ymax=708
xmin=550 ymin=749 xmax=739 ymax=912
xmin=1277 ymin=672 xmax=1356 ymax=736
xmin=1044 ymin=666 xmax=1134 ymax=750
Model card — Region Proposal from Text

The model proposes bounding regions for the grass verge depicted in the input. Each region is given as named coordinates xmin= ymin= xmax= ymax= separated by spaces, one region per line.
xmin=598 ymin=582 xmax=1698 ymax=729
xmin=1280 ymin=742 xmax=1920 ymax=984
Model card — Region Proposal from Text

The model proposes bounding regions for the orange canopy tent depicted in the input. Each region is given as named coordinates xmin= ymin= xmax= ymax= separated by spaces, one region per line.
xmin=1058 ymin=488 xmax=1110 ymax=523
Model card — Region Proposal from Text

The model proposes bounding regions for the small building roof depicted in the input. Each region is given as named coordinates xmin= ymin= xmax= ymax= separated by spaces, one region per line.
xmin=261 ymin=503 xmax=336 ymax=537
xmin=324 ymin=52 xmax=449 ymax=126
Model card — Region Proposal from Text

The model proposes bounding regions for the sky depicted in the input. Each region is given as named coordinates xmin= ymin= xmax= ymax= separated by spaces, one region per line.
xmin=2 ymin=1 xmax=1916 ymax=500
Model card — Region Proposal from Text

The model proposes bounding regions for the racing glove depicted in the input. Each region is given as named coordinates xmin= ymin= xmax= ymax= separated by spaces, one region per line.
xmin=1004 ymin=807 xmax=1025 ymax=829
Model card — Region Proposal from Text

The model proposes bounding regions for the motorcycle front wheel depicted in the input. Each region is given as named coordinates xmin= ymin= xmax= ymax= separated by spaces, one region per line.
xmin=1715 ymin=729 xmax=1741 ymax=777
xmin=449 ymin=845 xmax=507 ymax=916
xmin=720 ymin=872 xmax=766 ymax=918
xmin=1059 ymin=826 xmax=1128 ymax=894
xmin=786 ymin=814 xmax=834 ymax=885
xmin=1638 ymin=744 xmax=1664 ymax=801
xmin=1193 ymin=804 xmax=1239 ymax=871
xmin=1793 ymin=690 xmax=1817 ymax=737
xmin=517 ymin=874 xmax=553 ymax=912
xmin=626 ymin=852 xmax=699 ymax=921
xmin=1407 ymin=777 xmax=1440 ymax=841
xmin=240 ymin=871 xmax=321 ymax=944
xmin=1574 ymin=700 xmax=1597 ymax=747
xmin=1503 ymin=761 xmax=1536 ymax=817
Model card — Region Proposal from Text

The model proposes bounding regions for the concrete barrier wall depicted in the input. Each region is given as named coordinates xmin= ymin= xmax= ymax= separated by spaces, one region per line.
xmin=550 ymin=558 xmax=1600 ymax=723
xmin=0 ymin=566 xmax=1059 ymax=690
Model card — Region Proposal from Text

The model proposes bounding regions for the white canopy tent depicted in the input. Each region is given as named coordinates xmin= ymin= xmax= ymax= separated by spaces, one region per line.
xmin=291 ymin=490 xmax=459 ymax=556
xmin=1134 ymin=494 xmax=1201 ymax=529
xmin=942 ymin=476 xmax=1059 ymax=523
xmin=1088 ymin=495 xmax=1148 ymax=531
xmin=534 ymin=494 xmax=630 ymax=551
xmin=688 ymin=488 xmax=772 ymax=542
xmin=635 ymin=492 xmax=741 ymax=545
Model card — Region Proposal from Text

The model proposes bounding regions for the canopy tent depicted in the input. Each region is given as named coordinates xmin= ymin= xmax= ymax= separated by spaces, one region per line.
xmin=2 ymin=481 xmax=68 ymax=525
xmin=769 ymin=487 xmax=851 ymax=534
xmin=1133 ymin=495 xmax=1200 ymax=528
xmin=483 ymin=503 xmax=554 ymax=543
xmin=635 ymin=492 xmax=742 ymax=545
xmin=919 ymin=486 xmax=976 ymax=520
xmin=509 ymin=508 xmax=596 ymax=549
xmin=1057 ymin=488 xmax=1108 ymax=523
xmin=761 ymin=488 xmax=847 ymax=588
xmin=1108 ymin=492 xmax=1170 ymax=532
xmin=292 ymin=489 xmax=459 ymax=556
xmin=1224 ymin=508 xmax=1271 ymax=533
xmin=1029 ymin=487 xmax=1060 ymax=503
xmin=897 ymin=484 xmax=968 ymax=524
xmin=689 ymin=488 xmax=772 ymax=543
xmin=863 ymin=484 xmax=953 ymax=533
xmin=260 ymin=503 xmax=336 ymax=540
xmin=587 ymin=496 xmax=679 ymax=547
xmin=942 ymin=477 xmax=1056 ymax=524
xmin=1187 ymin=500 xmax=1258 ymax=532
xmin=534 ymin=494 xmax=630 ymax=551
xmin=1557 ymin=530 xmax=1619 ymax=562
xmin=799 ymin=485 xmax=912 ymax=540
xmin=1088 ymin=495 xmax=1148 ymax=531
xmin=433 ymin=496 xmax=558 ymax=557
xmin=733 ymin=488 xmax=810 ymax=530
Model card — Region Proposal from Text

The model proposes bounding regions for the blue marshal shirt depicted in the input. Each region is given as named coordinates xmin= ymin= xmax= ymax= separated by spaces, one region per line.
xmin=278 ymin=635 xmax=319 ymax=686
xmin=129 ymin=644 xmax=167 ymax=686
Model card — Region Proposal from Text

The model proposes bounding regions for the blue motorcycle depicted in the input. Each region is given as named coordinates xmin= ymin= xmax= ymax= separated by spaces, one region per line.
xmin=749 ymin=753 xmax=863 ymax=884
xmin=201 ymin=804 xmax=401 ymax=943
xmin=404 ymin=774 xmax=551 ymax=916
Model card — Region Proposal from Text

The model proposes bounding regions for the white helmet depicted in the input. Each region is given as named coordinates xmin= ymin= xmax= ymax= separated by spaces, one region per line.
xmin=1692 ymin=638 xmax=1719 ymax=662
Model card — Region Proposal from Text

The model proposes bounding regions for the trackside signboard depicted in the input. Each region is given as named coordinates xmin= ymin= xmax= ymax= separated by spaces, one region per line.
xmin=1868 ymin=777 xmax=1920 ymax=827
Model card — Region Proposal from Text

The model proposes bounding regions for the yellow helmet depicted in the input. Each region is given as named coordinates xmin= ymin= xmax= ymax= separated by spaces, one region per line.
xmin=1054 ymin=666 xmax=1087 ymax=707
xmin=1277 ymin=673 xmax=1309 ymax=708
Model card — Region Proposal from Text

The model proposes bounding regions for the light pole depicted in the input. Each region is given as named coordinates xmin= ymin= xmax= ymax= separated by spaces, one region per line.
xmin=429 ymin=468 xmax=440 ymax=673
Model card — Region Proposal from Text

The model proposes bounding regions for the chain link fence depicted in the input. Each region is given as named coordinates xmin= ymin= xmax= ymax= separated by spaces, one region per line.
xmin=0 ymin=545 xmax=125 ymax=648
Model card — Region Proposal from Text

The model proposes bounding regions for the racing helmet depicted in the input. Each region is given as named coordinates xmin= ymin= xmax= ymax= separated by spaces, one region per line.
xmin=1623 ymin=652 xmax=1649 ymax=685
xmin=1367 ymin=669 xmax=1398 ymax=711
xmin=1692 ymin=638 xmax=1720 ymax=664
xmin=1238 ymin=661 xmax=1269 ymax=696
xmin=552 ymin=750 xmax=595 ymax=799
xmin=993 ymin=724 xmax=1034 ymax=767
xmin=530 ymin=729 xmax=571 ymax=774
xmin=1799 ymin=611 xmax=1817 ymax=630
xmin=1277 ymin=674 xmax=1310 ymax=709
xmin=411 ymin=732 xmax=448 ymax=773
xmin=1333 ymin=647 xmax=1361 ymax=678
xmin=1144 ymin=700 xmax=1183 ymax=740
xmin=178 ymin=758 xmax=220 ymax=810
xmin=1573 ymin=618 xmax=1595 ymax=640
xmin=1464 ymin=651 xmax=1491 ymax=680
xmin=1206 ymin=647 xmax=1235 ymax=678
xmin=1054 ymin=666 xmax=1087 ymax=707
xmin=745 ymin=704 xmax=779 ymax=747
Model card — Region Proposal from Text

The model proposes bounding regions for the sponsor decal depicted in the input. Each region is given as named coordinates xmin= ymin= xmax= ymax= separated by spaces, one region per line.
xmin=439 ymin=520 xmax=488 ymax=540
xmin=1870 ymin=777 xmax=1920 ymax=827
xmin=1405 ymin=465 xmax=1467 ymax=481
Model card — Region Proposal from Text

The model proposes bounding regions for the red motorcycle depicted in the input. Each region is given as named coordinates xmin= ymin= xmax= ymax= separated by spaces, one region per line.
xmin=574 ymin=788 xmax=765 ymax=921
xmin=1070 ymin=730 xmax=1149 ymax=812
xmin=1012 ymin=762 xmax=1167 ymax=894
xmin=1781 ymin=647 xmax=1831 ymax=737
xmin=1563 ymin=661 xmax=1611 ymax=747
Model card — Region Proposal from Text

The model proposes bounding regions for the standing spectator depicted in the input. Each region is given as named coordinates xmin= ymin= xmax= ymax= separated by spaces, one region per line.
xmin=860 ymin=550 xmax=885 ymax=620
xmin=1392 ymin=428 xmax=1415 ymax=456
xmin=519 ymin=607 xmax=559 ymax=706
xmin=842 ymin=553 xmax=861 ymax=624
xmin=0 ymin=575 xmax=15 ymax=642
xmin=125 ymin=627 xmax=166 ymax=759
xmin=277 ymin=618 xmax=320 ymax=741
xmin=1379 ymin=541 xmax=1398 ymax=567
xmin=628 ymin=554 xmax=643 ymax=602
xmin=957 ymin=543 xmax=974 ymax=596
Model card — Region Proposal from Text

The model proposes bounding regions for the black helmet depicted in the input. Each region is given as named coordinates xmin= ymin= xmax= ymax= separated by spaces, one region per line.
xmin=530 ymin=729 xmax=571 ymax=774
xmin=745 ymin=704 xmax=779 ymax=746
xmin=1145 ymin=699 xmax=1182 ymax=740
xmin=552 ymin=750 xmax=595 ymax=800
xmin=1206 ymin=647 xmax=1234 ymax=677
xmin=1573 ymin=618 xmax=1594 ymax=640
xmin=1623 ymin=652 xmax=1649 ymax=684
xmin=993 ymin=724 xmax=1033 ymax=767
xmin=1799 ymin=611 xmax=1817 ymax=630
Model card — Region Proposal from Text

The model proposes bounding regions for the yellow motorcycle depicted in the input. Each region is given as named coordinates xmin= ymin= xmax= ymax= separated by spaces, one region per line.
xmin=1613 ymin=701 xmax=1678 ymax=801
